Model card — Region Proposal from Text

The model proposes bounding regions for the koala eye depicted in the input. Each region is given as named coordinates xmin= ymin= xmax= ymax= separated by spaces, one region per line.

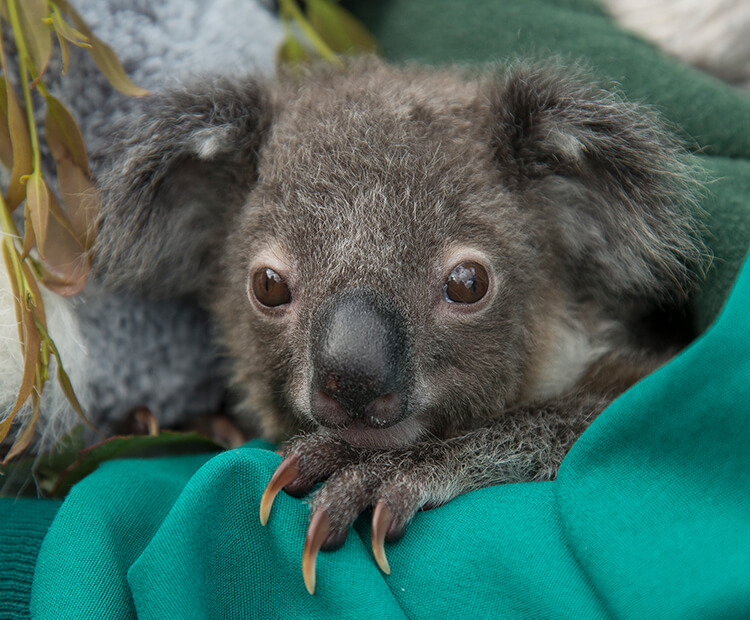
xmin=444 ymin=261 xmax=489 ymax=304
xmin=252 ymin=267 xmax=291 ymax=307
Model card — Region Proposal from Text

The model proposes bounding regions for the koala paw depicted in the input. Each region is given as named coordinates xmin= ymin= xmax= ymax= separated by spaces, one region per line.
xmin=259 ymin=434 xmax=445 ymax=594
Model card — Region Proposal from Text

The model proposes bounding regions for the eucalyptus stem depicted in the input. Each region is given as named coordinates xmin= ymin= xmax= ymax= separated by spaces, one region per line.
xmin=6 ymin=0 xmax=43 ymax=172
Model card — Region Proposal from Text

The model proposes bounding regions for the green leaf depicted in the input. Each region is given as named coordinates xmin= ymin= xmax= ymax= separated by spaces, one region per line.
xmin=0 ymin=79 xmax=13 ymax=168
xmin=44 ymin=94 xmax=90 ymax=174
xmin=55 ymin=29 xmax=71 ymax=74
xmin=14 ymin=0 xmax=52 ymax=79
xmin=25 ymin=169 xmax=50 ymax=256
xmin=306 ymin=0 xmax=378 ymax=55
xmin=47 ymin=3 xmax=89 ymax=47
xmin=55 ymin=0 xmax=149 ymax=97
xmin=278 ymin=32 xmax=310 ymax=67
xmin=0 ymin=62 xmax=33 ymax=210
xmin=50 ymin=432 xmax=224 ymax=497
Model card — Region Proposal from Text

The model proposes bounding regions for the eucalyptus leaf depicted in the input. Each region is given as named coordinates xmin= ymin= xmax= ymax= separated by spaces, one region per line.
xmin=44 ymin=94 xmax=90 ymax=174
xmin=0 ymin=79 xmax=13 ymax=167
xmin=278 ymin=31 xmax=310 ymax=67
xmin=26 ymin=169 xmax=50 ymax=255
xmin=0 ymin=59 xmax=33 ymax=210
xmin=47 ymin=3 xmax=89 ymax=47
xmin=55 ymin=0 xmax=148 ymax=97
xmin=50 ymin=432 xmax=224 ymax=497
xmin=306 ymin=0 xmax=378 ymax=55
xmin=0 ymin=303 xmax=41 ymax=449
xmin=13 ymin=0 xmax=52 ymax=79
xmin=39 ymin=197 xmax=89 ymax=296
xmin=3 ymin=389 xmax=41 ymax=462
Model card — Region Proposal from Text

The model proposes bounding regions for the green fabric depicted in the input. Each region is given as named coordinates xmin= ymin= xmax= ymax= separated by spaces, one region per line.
xmin=349 ymin=0 xmax=750 ymax=331
xmin=19 ymin=0 xmax=750 ymax=618
xmin=0 ymin=498 xmax=62 ymax=620
xmin=29 ymin=255 xmax=750 ymax=618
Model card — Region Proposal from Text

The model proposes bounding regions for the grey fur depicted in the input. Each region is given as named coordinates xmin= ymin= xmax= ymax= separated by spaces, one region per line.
xmin=94 ymin=57 xmax=706 ymax=538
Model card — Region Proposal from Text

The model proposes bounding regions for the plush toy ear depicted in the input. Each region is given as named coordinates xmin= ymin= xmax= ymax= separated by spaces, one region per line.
xmin=489 ymin=64 xmax=706 ymax=306
xmin=93 ymin=77 xmax=273 ymax=299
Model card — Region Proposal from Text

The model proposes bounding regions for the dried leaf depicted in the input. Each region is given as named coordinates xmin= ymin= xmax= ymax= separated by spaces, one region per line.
xmin=21 ymin=206 xmax=36 ymax=258
xmin=25 ymin=170 xmax=50 ymax=255
xmin=44 ymin=96 xmax=99 ymax=247
xmin=44 ymin=94 xmax=90 ymax=175
xmin=55 ymin=0 xmax=148 ymax=97
xmin=0 ymin=62 xmax=33 ymax=210
xmin=3 ymin=389 xmax=41 ymax=462
xmin=1 ymin=242 xmax=24 ymax=348
xmin=13 ymin=0 xmax=52 ymax=79
xmin=55 ymin=362 xmax=94 ymax=429
xmin=0 ymin=305 xmax=41 ymax=446
xmin=53 ymin=160 xmax=97 ymax=249
xmin=0 ymin=79 xmax=13 ymax=167
xmin=306 ymin=0 xmax=378 ymax=55
xmin=39 ymin=191 xmax=89 ymax=296
xmin=278 ymin=32 xmax=310 ymax=67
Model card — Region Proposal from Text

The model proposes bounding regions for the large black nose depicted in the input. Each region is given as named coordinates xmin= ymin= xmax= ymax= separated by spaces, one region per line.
xmin=310 ymin=290 xmax=407 ymax=428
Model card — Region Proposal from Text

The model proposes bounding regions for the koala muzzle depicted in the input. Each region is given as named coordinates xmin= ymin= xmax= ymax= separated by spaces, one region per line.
xmin=310 ymin=290 xmax=408 ymax=429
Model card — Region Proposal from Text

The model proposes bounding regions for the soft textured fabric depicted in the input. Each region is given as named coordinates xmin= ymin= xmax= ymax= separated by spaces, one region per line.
xmin=29 ymin=253 xmax=750 ymax=618
xmin=15 ymin=0 xmax=750 ymax=617
xmin=0 ymin=499 xmax=62 ymax=620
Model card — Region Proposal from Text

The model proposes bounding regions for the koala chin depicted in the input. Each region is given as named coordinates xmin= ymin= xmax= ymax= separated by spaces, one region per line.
xmin=94 ymin=57 xmax=705 ymax=592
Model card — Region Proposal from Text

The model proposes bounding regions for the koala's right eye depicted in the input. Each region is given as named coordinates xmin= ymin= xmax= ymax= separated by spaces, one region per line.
xmin=251 ymin=268 xmax=291 ymax=307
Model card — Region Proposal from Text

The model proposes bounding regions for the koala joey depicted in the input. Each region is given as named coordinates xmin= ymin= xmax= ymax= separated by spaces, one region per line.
xmin=94 ymin=57 xmax=705 ymax=593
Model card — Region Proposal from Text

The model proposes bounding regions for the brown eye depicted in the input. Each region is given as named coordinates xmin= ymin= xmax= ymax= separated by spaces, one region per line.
xmin=252 ymin=267 xmax=291 ymax=307
xmin=444 ymin=261 xmax=489 ymax=304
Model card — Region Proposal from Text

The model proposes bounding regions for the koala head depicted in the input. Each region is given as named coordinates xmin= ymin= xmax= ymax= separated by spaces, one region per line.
xmin=94 ymin=58 xmax=704 ymax=449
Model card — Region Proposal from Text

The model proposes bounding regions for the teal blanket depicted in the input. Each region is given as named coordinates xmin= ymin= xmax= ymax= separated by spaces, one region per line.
xmin=28 ymin=260 xmax=750 ymax=617
xmin=3 ymin=0 xmax=750 ymax=618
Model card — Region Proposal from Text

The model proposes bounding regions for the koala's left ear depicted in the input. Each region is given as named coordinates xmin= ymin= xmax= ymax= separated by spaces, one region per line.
xmin=93 ymin=76 xmax=273 ymax=299
xmin=489 ymin=64 xmax=706 ymax=304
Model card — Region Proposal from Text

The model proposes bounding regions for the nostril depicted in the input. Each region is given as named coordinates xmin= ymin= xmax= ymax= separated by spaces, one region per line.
xmin=363 ymin=392 xmax=401 ymax=428
xmin=311 ymin=390 xmax=351 ymax=428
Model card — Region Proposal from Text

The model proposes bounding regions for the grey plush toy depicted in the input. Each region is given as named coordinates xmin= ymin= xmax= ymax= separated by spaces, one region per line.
xmin=0 ymin=0 xmax=282 ymax=454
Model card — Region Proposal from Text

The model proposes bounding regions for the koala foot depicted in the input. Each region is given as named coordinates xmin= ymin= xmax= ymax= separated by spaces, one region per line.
xmin=259 ymin=434 xmax=441 ymax=594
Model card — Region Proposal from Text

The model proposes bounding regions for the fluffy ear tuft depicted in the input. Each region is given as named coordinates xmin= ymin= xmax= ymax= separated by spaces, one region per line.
xmin=489 ymin=63 xmax=708 ymax=306
xmin=93 ymin=76 xmax=273 ymax=299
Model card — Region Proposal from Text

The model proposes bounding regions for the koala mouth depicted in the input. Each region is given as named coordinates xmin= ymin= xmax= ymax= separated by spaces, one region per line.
xmin=335 ymin=416 xmax=423 ymax=450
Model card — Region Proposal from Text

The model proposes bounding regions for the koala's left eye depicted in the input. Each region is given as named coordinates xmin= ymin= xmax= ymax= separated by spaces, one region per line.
xmin=444 ymin=262 xmax=489 ymax=304
xmin=252 ymin=267 xmax=291 ymax=307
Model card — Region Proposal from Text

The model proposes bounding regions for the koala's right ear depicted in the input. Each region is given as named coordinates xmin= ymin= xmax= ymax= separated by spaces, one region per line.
xmin=93 ymin=77 xmax=273 ymax=299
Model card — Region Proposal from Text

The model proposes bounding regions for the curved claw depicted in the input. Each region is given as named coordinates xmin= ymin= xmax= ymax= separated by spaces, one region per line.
xmin=371 ymin=500 xmax=392 ymax=575
xmin=302 ymin=508 xmax=331 ymax=595
xmin=260 ymin=455 xmax=300 ymax=526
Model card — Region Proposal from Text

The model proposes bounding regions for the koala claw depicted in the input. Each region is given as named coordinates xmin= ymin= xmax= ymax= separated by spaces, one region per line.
xmin=259 ymin=455 xmax=300 ymax=526
xmin=302 ymin=508 xmax=332 ymax=594
xmin=371 ymin=500 xmax=393 ymax=575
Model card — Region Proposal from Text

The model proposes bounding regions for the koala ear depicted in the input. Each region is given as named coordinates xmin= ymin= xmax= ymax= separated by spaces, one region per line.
xmin=489 ymin=64 xmax=706 ymax=305
xmin=93 ymin=77 xmax=273 ymax=299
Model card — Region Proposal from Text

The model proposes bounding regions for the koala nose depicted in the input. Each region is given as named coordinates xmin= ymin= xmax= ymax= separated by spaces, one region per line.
xmin=310 ymin=290 xmax=407 ymax=429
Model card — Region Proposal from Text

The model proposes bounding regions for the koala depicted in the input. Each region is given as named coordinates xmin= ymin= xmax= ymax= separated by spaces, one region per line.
xmin=94 ymin=57 xmax=705 ymax=593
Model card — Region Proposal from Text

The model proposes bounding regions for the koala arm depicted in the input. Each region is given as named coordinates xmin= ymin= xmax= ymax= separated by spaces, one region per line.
xmin=261 ymin=390 xmax=610 ymax=594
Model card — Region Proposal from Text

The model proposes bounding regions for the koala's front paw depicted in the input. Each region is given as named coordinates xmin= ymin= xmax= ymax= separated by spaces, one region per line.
xmin=260 ymin=435 xmax=444 ymax=593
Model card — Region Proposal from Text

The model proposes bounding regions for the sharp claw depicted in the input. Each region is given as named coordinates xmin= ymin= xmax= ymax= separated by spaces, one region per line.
xmin=259 ymin=455 xmax=300 ymax=526
xmin=371 ymin=500 xmax=392 ymax=575
xmin=302 ymin=508 xmax=331 ymax=595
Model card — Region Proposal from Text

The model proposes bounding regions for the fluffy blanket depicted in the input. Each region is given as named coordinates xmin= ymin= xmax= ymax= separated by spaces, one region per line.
xmin=1 ymin=0 xmax=749 ymax=618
